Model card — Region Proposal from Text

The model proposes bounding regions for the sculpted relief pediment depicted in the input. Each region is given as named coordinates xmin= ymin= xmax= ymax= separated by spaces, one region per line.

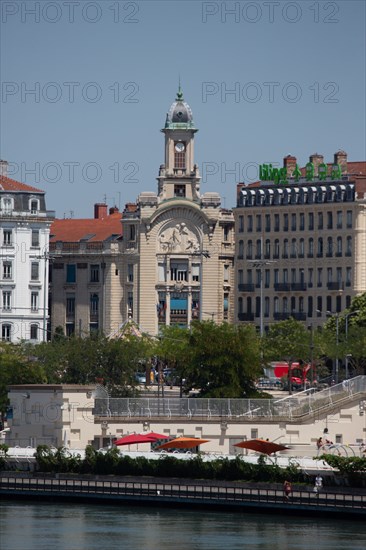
xmin=158 ymin=222 xmax=200 ymax=253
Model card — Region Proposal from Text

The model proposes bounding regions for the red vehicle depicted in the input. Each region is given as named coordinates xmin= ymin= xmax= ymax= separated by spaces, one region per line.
xmin=263 ymin=362 xmax=313 ymax=389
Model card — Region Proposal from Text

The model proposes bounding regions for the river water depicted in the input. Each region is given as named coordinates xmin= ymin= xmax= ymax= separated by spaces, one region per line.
xmin=1 ymin=501 xmax=366 ymax=550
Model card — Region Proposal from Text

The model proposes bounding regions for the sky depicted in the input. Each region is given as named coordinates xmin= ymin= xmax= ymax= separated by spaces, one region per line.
xmin=1 ymin=0 xmax=365 ymax=218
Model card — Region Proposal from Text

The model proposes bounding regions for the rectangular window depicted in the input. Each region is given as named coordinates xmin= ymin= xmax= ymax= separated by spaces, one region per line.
xmin=274 ymin=214 xmax=280 ymax=232
xmin=274 ymin=269 xmax=279 ymax=284
xmin=337 ymin=211 xmax=342 ymax=229
xmin=346 ymin=210 xmax=352 ymax=228
xmin=1 ymin=324 xmax=11 ymax=341
xmin=265 ymin=214 xmax=271 ymax=232
xmin=170 ymin=262 xmax=187 ymax=282
xmin=30 ymin=324 xmax=38 ymax=340
xmin=66 ymin=295 xmax=75 ymax=316
xmin=3 ymin=261 xmax=12 ymax=279
xmin=308 ymin=268 xmax=313 ymax=287
xmin=3 ymin=229 xmax=12 ymax=246
xmin=256 ymin=215 xmax=261 ymax=232
xmin=327 ymin=268 xmax=333 ymax=283
xmin=31 ymin=229 xmax=40 ymax=247
xmin=174 ymin=150 xmax=185 ymax=170
xmin=31 ymin=262 xmax=39 ymax=281
xmin=2 ymin=198 xmax=12 ymax=213
xmin=247 ymin=215 xmax=253 ymax=232
xmin=127 ymin=264 xmax=134 ymax=282
xmin=291 ymin=269 xmax=296 ymax=284
xmin=317 ymin=268 xmax=322 ymax=287
xmin=336 ymin=267 xmax=342 ymax=284
xmin=346 ymin=267 xmax=352 ymax=286
xmin=327 ymin=211 xmax=333 ymax=229
xmin=238 ymin=215 xmax=244 ymax=232
xmin=66 ymin=264 xmax=76 ymax=283
xmin=247 ymin=269 xmax=253 ymax=284
xmin=291 ymin=213 xmax=296 ymax=231
xmin=283 ymin=214 xmax=289 ymax=231
xmin=308 ymin=212 xmax=314 ymax=231
xmin=90 ymin=294 xmax=99 ymax=316
xmin=238 ymin=269 xmax=243 ymax=284
xmin=223 ymin=225 xmax=230 ymax=241
xmin=318 ymin=212 xmax=323 ymax=230
xmin=283 ymin=269 xmax=288 ymax=283
xmin=299 ymin=213 xmax=305 ymax=231
xmin=2 ymin=291 xmax=11 ymax=310
xmin=129 ymin=225 xmax=136 ymax=241
xmin=90 ymin=264 xmax=100 ymax=283
xmin=174 ymin=184 xmax=186 ymax=197
xmin=127 ymin=291 xmax=133 ymax=316
xmin=265 ymin=269 xmax=270 ymax=288
xmin=31 ymin=291 xmax=39 ymax=311
xmin=158 ymin=263 xmax=166 ymax=282
xmin=224 ymin=265 xmax=229 ymax=282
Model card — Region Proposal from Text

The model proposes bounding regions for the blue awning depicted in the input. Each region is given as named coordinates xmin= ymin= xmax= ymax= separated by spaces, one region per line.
xmin=171 ymin=298 xmax=187 ymax=310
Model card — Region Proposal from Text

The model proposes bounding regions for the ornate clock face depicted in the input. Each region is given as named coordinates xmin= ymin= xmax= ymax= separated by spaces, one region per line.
xmin=175 ymin=142 xmax=185 ymax=152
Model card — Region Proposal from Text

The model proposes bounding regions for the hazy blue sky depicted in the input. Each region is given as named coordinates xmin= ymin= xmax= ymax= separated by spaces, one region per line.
xmin=1 ymin=0 xmax=365 ymax=217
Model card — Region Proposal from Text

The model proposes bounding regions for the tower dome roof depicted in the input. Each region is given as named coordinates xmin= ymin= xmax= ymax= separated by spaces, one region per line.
xmin=164 ymin=86 xmax=196 ymax=130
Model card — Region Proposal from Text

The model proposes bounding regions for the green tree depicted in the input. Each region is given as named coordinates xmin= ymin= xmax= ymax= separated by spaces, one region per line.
xmin=183 ymin=321 xmax=261 ymax=398
xmin=0 ymin=343 xmax=46 ymax=416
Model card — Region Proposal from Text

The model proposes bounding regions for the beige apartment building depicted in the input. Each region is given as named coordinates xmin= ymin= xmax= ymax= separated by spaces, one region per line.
xmin=49 ymin=204 xmax=123 ymax=337
xmin=234 ymin=151 xmax=366 ymax=331
xmin=120 ymin=87 xmax=235 ymax=335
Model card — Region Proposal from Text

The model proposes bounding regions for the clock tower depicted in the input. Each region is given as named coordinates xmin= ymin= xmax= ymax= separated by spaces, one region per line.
xmin=158 ymin=86 xmax=201 ymax=201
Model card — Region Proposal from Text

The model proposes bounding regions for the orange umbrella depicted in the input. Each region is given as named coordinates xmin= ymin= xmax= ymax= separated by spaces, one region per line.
xmin=156 ymin=436 xmax=210 ymax=450
xmin=234 ymin=439 xmax=289 ymax=455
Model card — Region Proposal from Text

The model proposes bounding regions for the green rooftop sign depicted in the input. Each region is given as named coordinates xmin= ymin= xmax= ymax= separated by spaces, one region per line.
xmin=259 ymin=162 xmax=342 ymax=185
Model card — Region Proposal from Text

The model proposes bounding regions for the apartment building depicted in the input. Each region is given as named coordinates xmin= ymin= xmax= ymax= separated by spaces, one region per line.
xmin=234 ymin=151 xmax=366 ymax=330
xmin=120 ymin=87 xmax=235 ymax=334
xmin=0 ymin=160 xmax=54 ymax=342
xmin=49 ymin=204 xmax=123 ymax=337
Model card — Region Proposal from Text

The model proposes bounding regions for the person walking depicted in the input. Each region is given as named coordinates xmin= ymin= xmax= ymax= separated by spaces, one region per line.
xmin=283 ymin=480 xmax=292 ymax=502
xmin=313 ymin=474 xmax=323 ymax=497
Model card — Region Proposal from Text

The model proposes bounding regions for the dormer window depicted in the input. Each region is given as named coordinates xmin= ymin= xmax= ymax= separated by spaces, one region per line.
xmin=30 ymin=199 xmax=39 ymax=214
xmin=1 ymin=197 xmax=13 ymax=213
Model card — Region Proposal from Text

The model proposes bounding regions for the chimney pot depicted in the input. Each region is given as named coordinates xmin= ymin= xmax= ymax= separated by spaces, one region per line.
xmin=94 ymin=203 xmax=108 ymax=219
xmin=0 ymin=160 xmax=8 ymax=177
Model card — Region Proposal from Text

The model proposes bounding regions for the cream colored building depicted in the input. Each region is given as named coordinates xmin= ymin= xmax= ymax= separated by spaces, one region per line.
xmin=5 ymin=379 xmax=366 ymax=453
xmin=121 ymin=88 xmax=235 ymax=334
xmin=49 ymin=204 xmax=123 ymax=337
xmin=234 ymin=151 xmax=366 ymax=331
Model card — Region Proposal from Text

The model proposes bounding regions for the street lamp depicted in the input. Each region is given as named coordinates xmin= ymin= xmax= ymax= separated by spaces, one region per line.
xmin=345 ymin=310 xmax=360 ymax=379
xmin=326 ymin=311 xmax=339 ymax=383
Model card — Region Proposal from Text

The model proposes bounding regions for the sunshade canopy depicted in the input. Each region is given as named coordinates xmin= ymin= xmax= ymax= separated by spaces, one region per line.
xmin=114 ymin=433 xmax=156 ymax=446
xmin=156 ymin=436 xmax=210 ymax=450
xmin=234 ymin=438 xmax=289 ymax=455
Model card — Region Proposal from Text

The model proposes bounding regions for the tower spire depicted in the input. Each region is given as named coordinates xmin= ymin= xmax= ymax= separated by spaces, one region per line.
xmin=176 ymin=77 xmax=183 ymax=101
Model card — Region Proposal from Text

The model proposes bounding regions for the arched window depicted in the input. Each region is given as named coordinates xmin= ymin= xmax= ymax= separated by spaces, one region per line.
xmin=299 ymin=238 xmax=305 ymax=257
xmin=29 ymin=199 xmax=39 ymax=214
xmin=274 ymin=239 xmax=280 ymax=258
xmin=346 ymin=236 xmax=352 ymax=256
xmin=283 ymin=297 xmax=288 ymax=313
xmin=283 ymin=239 xmax=289 ymax=258
xmin=256 ymin=239 xmax=262 ymax=259
xmin=265 ymin=239 xmax=271 ymax=259
xmin=291 ymin=238 xmax=297 ymax=258
xmin=274 ymin=297 xmax=279 ymax=313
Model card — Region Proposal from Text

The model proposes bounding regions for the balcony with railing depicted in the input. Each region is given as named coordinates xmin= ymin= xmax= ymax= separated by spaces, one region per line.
xmin=238 ymin=283 xmax=255 ymax=292
xmin=274 ymin=283 xmax=290 ymax=292
xmin=238 ymin=312 xmax=254 ymax=321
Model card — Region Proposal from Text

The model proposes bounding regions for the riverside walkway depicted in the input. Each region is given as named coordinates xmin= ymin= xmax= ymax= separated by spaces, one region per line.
xmin=1 ymin=473 xmax=365 ymax=519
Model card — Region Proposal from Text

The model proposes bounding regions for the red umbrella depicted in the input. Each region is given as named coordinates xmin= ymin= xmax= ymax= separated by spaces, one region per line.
xmin=144 ymin=432 xmax=169 ymax=440
xmin=114 ymin=433 xmax=156 ymax=446
xmin=234 ymin=439 xmax=289 ymax=455
xmin=156 ymin=436 xmax=210 ymax=450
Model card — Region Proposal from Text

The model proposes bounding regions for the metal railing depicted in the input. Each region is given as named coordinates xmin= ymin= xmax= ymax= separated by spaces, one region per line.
xmin=0 ymin=475 xmax=365 ymax=514
xmin=94 ymin=376 xmax=366 ymax=421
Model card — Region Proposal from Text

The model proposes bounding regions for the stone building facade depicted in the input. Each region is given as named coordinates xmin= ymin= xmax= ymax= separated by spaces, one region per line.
xmin=234 ymin=151 xmax=366 ymax=331
xmin=121 ymin=88 xmax=235 ymax=335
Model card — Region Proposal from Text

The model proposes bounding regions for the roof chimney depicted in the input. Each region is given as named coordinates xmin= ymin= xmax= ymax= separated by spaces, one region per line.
xmin=94 ymin=203 xmax=108 ymax=219
xmin=309 ymin=153 xmax=324 ymax=175
xmin=0 ymin=160 xmax=8 ymax=176
xmin=334 ymin=150 xmax=348 ymax=174
xmin=109 ymin=206 xmax=119 ymax=215
xmin=283 ymin=155 xmax=297 ymax=177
